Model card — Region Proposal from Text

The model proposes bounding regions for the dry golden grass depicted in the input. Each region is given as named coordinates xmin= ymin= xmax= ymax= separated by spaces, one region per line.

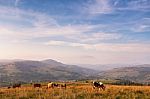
xmin=0 ymin=83 xmax=150 ymax=99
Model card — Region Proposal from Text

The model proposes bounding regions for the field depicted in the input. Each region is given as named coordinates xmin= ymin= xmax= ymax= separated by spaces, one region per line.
xmin=0 ymin=82 xmax=150 ymax=99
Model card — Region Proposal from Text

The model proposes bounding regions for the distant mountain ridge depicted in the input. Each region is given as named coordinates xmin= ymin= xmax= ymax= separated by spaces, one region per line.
xmin=0 ymin=59 xmax=98 ymax=84
xmin=0 ymin=59 xmax=150 ymax=85
xmin=78 ymin=64 xmax=148 ymax=71
xmin=99 ymin=65 xmax=150 ymax=83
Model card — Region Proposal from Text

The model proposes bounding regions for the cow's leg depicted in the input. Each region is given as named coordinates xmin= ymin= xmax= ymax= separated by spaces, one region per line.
xmin=93 ymin=86 xmax=96 ymax=89
xmin=98 ymin=87 xmax=101 ymax=91
xmin=52 ymin=85 xmax=54 ymax=88
xmin=99 ymin=88 xmax=101 ymax=91
xmin=103 ymin=86 xmax=106 ymax=90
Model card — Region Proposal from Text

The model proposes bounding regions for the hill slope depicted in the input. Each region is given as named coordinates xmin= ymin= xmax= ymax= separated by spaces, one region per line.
xmin=0 ymin=59 xmax=98 ymax=84
xmin=99 ymin=65 xmax=150 ymax=83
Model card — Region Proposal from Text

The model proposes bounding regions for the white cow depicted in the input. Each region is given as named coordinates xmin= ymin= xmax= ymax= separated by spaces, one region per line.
xmin=93 ymin=81 xmax=105 ymax=90
xmin=47 ymin=82 xmax=53 ymax=88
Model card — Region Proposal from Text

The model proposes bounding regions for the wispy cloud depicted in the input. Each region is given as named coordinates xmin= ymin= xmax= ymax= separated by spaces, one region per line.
xmin=44 ymin=40 xmax=150 ymax=53
xmin=130 ymin=18 xmax=150 ymax=32
xmin=127 ymin=0 xmax=150 ymax=10
xmin=115 ymin=0 xmax=150 ymax=11
xmin=131 ymin=25 xmax=150 ymax=32
xmin=67 ymin=32 xmax=122 ymax=43
xmin=0 ymin=4 xmax=149 ymax=46
xmin=82 ymin=0 xmax=150 ymax=16
xmin=15 ymin=0 xmax=21 ymax=6
xmin=0 ymin=6 xmax=122 ymax=43
xmin=84 ymin=0 xmax=113 ymax=15
xmin=44 ymin=41 xmax=92 ymax=49
xmin=0 ymin=0 xmax=150 ymax=64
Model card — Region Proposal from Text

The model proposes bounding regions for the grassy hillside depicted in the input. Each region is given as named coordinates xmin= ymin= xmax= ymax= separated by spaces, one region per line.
xmin=1 ymin=59 xmax=150 ymax=86
xmin=99 ymin=66 xmax=150 ymax=83
xmin=0 ymin=82 xmax=150 ymax=99
xmin=0 ymin=59 xmax=98 ymax=86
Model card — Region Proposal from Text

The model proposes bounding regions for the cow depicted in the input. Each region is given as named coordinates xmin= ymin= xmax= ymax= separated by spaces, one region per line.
xmin=47 ymin=82 xmax=66 ymax=89
xmin=51 ymin=83 xmax=59 ymax=88
xmin=33 ymin=83 xmax=41 ymax=88
xmin=59 ymin=83 xmax=66 ymax=89
xmin=12 ymin=83 xmax=21 ymax=88
xmin=7 ymin=86 xmax=11 ymax=89
xmin=47 ymin=82 xmax=53 ymax=89
xmin=93 ymin=81 xmax=105 ymax=90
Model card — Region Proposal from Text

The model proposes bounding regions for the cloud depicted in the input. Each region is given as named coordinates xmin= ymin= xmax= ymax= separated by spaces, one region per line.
xmin=44 ymin=40 xmax=150 ymax=53
xmin=0 ymin=1 xmax=150 ymax=64
xmin=0 ymin=6 xmax=123 ymax=44
xmin=44 ymin=41 xmax=90 ymax=49
xmin=44 ymin=41 xmax=69 ymax=46
xmin=84 ymin=0 xmax=113 ymax=14
xmin=130 ymin=18 xmax=150 ymax=32
xmin=67 ymin=32 xmax=122 ymax=43
xmin=0 ymin=4 xmax=149 ymax=47
xmin=0 ymin=7 xmax=77 ymax=38
xmin=127 ymin=0 xmax=150 ymax=10
xmin=131 ymin=25 xmax=150 ymax=32
xmin=82 ymin=0 xmax=150 ymax=16
xmin=115 ymin=0 xmax=150 ymax=11
xmin=93 ymin=43 xmax=150 ymax=52
xmin=15 ymin=0 xmax=22 ymax=7
xmin=15 ymin=0 xmax=21 ymax=6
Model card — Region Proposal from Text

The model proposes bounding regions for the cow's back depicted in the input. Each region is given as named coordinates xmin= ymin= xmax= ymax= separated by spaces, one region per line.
xmin=33 ymin=84 xmax=41 ymax=88
xmin=94 ymin=82 xmax=100 ymax=87
xmin=12 ymin=84 xmax=21 ymax=88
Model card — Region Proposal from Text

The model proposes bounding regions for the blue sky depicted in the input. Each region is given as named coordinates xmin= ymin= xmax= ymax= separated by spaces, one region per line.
xmin=0 ymin=0 xmax=150 ymax=64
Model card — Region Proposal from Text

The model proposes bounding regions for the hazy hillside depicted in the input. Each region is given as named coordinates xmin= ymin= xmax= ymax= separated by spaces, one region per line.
xmin=78 ymin=64 xmax=132 ymax=71
xmin=0 ymin=59 xmax=98 ymax=84
xmin=99 ymin=65 xmax=150 ymax=83
xmin=0 ymin=59 xmax=150 ymax=85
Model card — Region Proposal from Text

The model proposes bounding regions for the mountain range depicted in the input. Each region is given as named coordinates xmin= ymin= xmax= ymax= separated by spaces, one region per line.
xmin=99 ymin=64 xmax=150 ymax=83
xmin=0 ymin=59 xmax=150 ymax=85
xmin=0 ymin=59 xmax=98 ymax=84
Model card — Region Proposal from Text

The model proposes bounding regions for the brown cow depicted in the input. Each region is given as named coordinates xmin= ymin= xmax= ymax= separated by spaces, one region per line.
xmin=59 ymin=83 xmax=66 ymax=88
xmin=12 ymin=83 xmax=21 ymax=88
xmin=33 ymin=83 xmax=41 ymax=88
xmin=7 ymin=86 xmax=11 ymax=89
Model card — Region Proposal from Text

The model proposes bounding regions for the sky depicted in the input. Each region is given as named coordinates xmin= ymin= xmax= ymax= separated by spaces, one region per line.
xmin=0 ymin=0 xmax=150 ymax=64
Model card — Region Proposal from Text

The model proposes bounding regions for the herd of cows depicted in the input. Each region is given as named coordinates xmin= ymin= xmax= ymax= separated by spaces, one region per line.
xmin=6 ymin=81 xmax=106 ymax=90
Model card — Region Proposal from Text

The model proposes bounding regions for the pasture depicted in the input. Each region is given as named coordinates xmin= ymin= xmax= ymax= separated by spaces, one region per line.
xmin=0 ymin=82 xmax=150 ymax=99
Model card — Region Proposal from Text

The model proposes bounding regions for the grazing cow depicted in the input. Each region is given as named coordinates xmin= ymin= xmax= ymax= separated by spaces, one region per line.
xmin=59 ymin=83 xmax=66 ymax=89
xmin=12 ymin=83 xmax=21 ymax=88
xmin=47 ymin=82 xmax=66 ymax=89
xmin=52 ymin=83 xmax=59 ymax=88
xmin=33 ymin=84 xmax=41 ymax=88
xmin=7 ymin=86 xmax=11 ymax=89
xmin=93 ymin=81 xmax=105 ymax=90
xmin=47 ymin=82 xmax=53 ymax=88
